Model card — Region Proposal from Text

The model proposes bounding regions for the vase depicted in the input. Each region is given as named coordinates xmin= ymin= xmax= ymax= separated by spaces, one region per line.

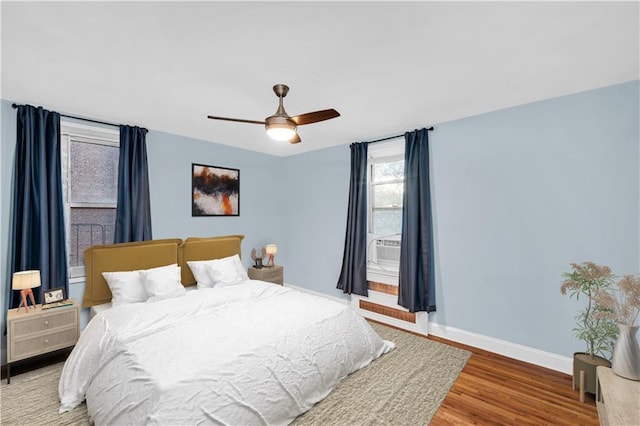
xmin=611 ymin=323 xmax=640 ymax=380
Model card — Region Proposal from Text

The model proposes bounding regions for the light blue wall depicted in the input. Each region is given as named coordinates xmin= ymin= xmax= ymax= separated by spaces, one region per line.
xmin=277 ymin=80 xmax=640 ymax=358
xmin=145 ymin=130 xmax=283 ymax=250
xmin=1 ymin=80 xmax=638 ymax=364
xmin=278 ymin=145 xmax=351 ymax=300
xmin=428 ymin=81 xmax=639 ymax=357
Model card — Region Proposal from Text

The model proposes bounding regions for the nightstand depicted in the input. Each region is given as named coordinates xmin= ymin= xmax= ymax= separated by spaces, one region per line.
xmin=6 ymin=299 xmax=80 ymax=384
xmin=596 ymin=366 xmax=640 ymax=425
xmin=248 ymin=265 xmax=284 ymax=285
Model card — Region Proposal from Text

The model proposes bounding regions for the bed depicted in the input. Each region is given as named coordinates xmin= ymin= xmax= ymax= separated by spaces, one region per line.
xmin=59 ymin=235 xmax=394 ymax=425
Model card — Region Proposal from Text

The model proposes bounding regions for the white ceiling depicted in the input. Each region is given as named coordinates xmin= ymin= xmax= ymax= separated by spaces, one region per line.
xmin=2 ymin=1 xmax=638 ymax=157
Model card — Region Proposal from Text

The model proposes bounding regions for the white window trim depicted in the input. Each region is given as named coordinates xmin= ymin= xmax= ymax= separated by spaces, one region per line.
xmin=61 ymin=121 xmax=119 ymax=141
xmin=368 ymin=138 xmax=404 ymax=158
xmin=61 ymin=120 xmax=119 ymax=279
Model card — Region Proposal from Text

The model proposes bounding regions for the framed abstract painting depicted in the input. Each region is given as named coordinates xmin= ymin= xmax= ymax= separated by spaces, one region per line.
xmin=192 ymin=163 xmax=240 ymax=216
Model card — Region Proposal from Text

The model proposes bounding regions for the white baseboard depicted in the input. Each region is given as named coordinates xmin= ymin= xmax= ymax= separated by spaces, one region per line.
xmin=428 ymin=321 xmax=572 ymax=375
xmin=283 ymin=284 xmax=572 ymax=375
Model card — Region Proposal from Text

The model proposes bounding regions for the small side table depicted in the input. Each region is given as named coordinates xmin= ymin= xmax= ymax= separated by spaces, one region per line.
xmin=6 ymin=299 xmax=80 ymax=384
xmin=248 ymin=265 xmax=284 ymax=285
xmin=596 ymin=366 xmax=640 ymax=425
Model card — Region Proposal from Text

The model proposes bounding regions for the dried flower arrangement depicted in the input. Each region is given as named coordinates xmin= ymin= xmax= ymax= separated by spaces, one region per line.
xmin=561 ymin=261 xmax=619 ymax=360
xmin=592 ymin=275 xmax=640 ymax=327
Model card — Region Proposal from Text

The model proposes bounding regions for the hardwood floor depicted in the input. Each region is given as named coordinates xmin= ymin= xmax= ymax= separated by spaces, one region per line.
xmin=428 ymin=335 xmax=599 ymax=425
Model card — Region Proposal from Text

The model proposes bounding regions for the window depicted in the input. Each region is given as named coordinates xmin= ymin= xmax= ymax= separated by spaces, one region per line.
xmin=367 ymin=140 xmax=404 ymax=281
xmin=61 ymin=122 xmax=119 ymax=278
xmin=368 ymin=140 xmax=405 ymax=236
xmin=370 ymin=158 xmax=404 ymax=235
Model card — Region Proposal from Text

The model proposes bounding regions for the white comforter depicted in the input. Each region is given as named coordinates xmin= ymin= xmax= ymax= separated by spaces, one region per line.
xmin=59 ymin=280 xmax=394 ymax=425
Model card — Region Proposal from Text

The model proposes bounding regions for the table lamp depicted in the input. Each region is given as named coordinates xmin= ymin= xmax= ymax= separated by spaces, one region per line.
xmin=13 ymin=270 xmax=41 ymax=313
xmin=265 ymin=244 xmax=277 ymax=267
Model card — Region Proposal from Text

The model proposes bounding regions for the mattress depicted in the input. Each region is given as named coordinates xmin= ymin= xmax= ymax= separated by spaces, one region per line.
xmin=59 ymin=280 xmax=394 ymax=425
xmin=88 ymin=302 xmax=111 ymax=320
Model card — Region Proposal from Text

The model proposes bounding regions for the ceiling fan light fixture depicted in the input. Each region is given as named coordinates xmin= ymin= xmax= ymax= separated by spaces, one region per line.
xmin=267 ymin=127 xmax=297 ymax=141
xmin=265 ymin=117 xmax=297 ymax=141
xmin=208 ymin=83 xmax=339 ymax=145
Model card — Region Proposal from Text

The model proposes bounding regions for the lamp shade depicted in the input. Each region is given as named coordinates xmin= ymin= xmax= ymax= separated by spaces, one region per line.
xmin=12 ymin=270 xmax=41 ymax=290
xmin=265 ymin=244 xmax=278 ymax=254
xmin=265 ymin=116 xmax=297 ymax=141
xmin=266 ymin=126 xmax=296 ymax=141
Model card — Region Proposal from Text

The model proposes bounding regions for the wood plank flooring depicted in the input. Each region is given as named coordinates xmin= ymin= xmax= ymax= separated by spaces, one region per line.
xmin=427 ymin=334 xmax=599 ymax=425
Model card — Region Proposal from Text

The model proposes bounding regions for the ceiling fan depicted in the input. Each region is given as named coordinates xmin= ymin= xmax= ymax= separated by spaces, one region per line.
xmin=207 ymin=84 xmax=340 ymax=144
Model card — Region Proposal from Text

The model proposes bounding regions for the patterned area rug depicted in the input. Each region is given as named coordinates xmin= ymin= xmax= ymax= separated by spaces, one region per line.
xmin=0 ymin=322 xmax=470 ymax=425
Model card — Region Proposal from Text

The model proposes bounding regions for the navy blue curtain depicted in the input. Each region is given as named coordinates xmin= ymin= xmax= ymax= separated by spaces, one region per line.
xmin=114 ymin=125 xmax=152 ymax=243
xmin=8 ymin=105 xmax=67 ymax=307
xmin=337 ymin=142 xmax=369 ymax=296
xmin=398 ymin=128 xmax=436 ymax=313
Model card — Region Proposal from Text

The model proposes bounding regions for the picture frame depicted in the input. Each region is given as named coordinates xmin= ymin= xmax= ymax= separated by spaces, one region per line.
xmin=192 ymin=163 xmax=240 ymax=216
xmin=43 ymin=286 xmax=66 ymax=304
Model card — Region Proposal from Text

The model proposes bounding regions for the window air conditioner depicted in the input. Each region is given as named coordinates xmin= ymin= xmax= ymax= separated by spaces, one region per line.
xmin=375 ymin=238 xmax=401 ymax=266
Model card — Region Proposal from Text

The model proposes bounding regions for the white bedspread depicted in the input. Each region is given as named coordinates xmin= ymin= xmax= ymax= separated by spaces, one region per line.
xmin=59 ymin=280 xmax=394 ymax=425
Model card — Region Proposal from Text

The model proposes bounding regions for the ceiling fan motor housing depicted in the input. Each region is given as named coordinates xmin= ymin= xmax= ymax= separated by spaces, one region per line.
xmin=273 ymin=84 xmax=289 ymax=98
xmin=265 ymin=115 xmax=296 ymax=129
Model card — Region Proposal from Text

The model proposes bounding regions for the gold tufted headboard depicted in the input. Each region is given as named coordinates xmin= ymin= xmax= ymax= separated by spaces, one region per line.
xmin=82 ymin=235 xmax=244 ymax=308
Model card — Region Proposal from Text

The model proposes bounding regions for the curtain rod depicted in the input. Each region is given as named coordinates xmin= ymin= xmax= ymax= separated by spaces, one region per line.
xmin=365 ymin=126 xmax=434 ymax=144
xmin=11 ymin=103 xmax=120 ymax=128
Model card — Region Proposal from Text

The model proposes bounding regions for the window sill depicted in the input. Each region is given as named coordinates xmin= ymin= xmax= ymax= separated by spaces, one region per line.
xmin=70 ymin=276 xmax=86 ymax=285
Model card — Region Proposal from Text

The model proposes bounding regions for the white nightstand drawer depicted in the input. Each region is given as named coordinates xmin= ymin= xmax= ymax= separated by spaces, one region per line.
xmin=6 ymin=300 xmax=80 ymax=374
xmin=10 ymin=327 xmax=78 ymax=361
xmin=11 ymin=309 xmax=77 ymax=336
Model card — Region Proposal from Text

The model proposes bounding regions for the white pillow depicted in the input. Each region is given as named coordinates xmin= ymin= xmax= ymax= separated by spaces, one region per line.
xmin=234 ymin=255 xmax=250 ymax=281
xmin=207 ymin=254 xmax=249 ymax=287
xmin=187 ymin=260 xmax=218 ymax=289
xmin=141 ymin=264 xmax=186 ymax=302
xmin=102 ymin=270 xmax=146 ymax=307
xmin=188 ymin=255 xmax=248 ymax=289
xmin=102 ymin=263 xmax=178 ymax=307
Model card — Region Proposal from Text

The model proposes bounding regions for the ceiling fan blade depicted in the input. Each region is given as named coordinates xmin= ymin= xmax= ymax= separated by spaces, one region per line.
xmin=207 ymin=115 xmax=265 ymax=125
xmin=289 ymin=133 xmax=301 ymax=144
xmin=290 ymin=109 xmax=340 ymax=126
